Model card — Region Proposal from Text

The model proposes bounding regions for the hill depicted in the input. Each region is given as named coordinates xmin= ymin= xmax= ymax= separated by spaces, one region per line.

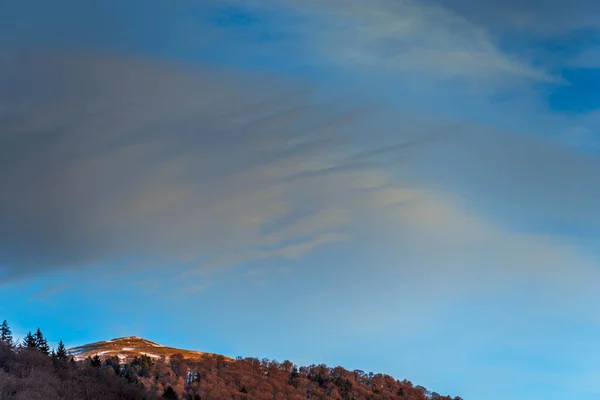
xmin=68 ymin=336 xmax=461 ymax=400
xmin=0 ymin=322 xmax=462 ymax=400
xmin=67 ymin=336 xmax=229 ymax=363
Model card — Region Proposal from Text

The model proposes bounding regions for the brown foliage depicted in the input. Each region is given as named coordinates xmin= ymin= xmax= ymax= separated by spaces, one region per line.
xmin=135 ymin=354 xmax=459 ymax=400
xmin=0 ymin=341 xmax=156 ymax=400
xmin=0 ymin=338 xmax=461 ymax=400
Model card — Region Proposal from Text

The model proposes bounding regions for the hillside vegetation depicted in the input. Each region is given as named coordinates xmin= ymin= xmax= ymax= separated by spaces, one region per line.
xmin=0 ymin=321 xmax=462 ymax=400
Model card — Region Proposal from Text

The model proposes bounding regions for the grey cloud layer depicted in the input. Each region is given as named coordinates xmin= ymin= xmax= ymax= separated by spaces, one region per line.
xmin=0 ymin=54 xmax=348 ymax=277
xmin=430 ymin=0 xmax=600 ymax=33
xmin=2 ymin=51 xmax=599 ymax=289
xmin=403 ymin=126 xmax=600 ymax=235
xmin=0 ymin=53 xmax=416 ymax=280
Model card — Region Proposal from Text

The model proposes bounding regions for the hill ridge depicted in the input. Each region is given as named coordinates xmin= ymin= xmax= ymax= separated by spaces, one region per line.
xmin=67 ymin=335 xmax=224 ymax=363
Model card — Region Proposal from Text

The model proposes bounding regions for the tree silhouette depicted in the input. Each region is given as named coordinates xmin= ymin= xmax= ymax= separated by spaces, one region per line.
xmin=34 ymin=328 xmax=50 ymax=355
xmin=162 ymin=386 xmax=179 ymax=399
xmin=56 ymin=339 xmax=68 ymax=359
xmin=0 ymin=320 xmax=12 ymax=345
xmin=90 ymin=354 xmax=102 ymax=367
xmin=22 ymin=331 xmax=37 ymax=349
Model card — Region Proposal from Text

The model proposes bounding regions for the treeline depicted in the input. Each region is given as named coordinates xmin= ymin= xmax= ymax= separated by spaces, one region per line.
xmin=0 ymin=320 xmax=156 ymax=400
xmin=0 ymin=321 xmax=462 ymax=400
xmin=146 ymin=355 xmax=463 ymax=400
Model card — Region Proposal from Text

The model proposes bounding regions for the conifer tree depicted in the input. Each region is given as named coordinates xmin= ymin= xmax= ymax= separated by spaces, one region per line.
xmin=34 ymin=328 xmax=50 ymax=355
xmin=23 ymin=331 xmax=37 ymax=349
xmin=0 ymin=320 xmax=12 ymax=345
xmin=56 ymin=339 xmax=68 ymax=359
xmin=90 ymin=354 xmax=102 ymax=367
xmin=162 ymin=386 xmax=179 ymax=400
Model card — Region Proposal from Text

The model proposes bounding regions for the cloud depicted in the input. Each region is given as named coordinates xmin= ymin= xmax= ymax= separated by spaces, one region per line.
xmin=0 ymin=52 xmax=355 ymax=278
xmin=238 ymin=0 xmax=558 ymax=84
xmin=567 ymin=48 xmax=600 ymax=68
xmin=135 ymin=278 xmax=162 ymax=294
xmin=1 ymin=50 xmax=599 ymax=306
xmin=1 ymin=51 xmax=436 ymax=281
xmin=401 ymin=123 xmax=600 ymax=234
xmin=430 ymin=0 xmax=600 ymax=34
xmin=29 ymin=282 xmax=73 ymax=303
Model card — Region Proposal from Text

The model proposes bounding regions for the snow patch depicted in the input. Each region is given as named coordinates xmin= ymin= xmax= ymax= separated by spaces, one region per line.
xmin=121 ymin=347 xmax=135 ymax=351
xmin=68 ymin=347 xmax=85 ymax=355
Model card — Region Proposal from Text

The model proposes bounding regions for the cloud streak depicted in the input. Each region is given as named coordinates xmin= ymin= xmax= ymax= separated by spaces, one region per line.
xmin=0 ymin=53 xmax=342 ymax=277
xmin=1 ymin=52 xmax=438 ymax=281
xmin=236 ymin=0 xmax=559 ymax=84
xmin=2 ymin=51 xmax=599 ymax=287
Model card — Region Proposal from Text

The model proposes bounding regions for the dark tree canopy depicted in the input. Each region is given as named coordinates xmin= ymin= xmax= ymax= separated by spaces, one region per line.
xmin=0 ymin=320 xmax=12 ymax=345
xmin=56 ymin=339 xmax=68 ymax=359
xmin=22 ymin=331 xmax=37 ymax=349
xmin=162 ymin=386 xmax=178 ymax=399
xmin=34 ymin=328 xmax=51 ymax=355
xmin=0 ymin=339 xmax=154 ymax=400
xmin=90 ymin=354 xmax=102 ymax=368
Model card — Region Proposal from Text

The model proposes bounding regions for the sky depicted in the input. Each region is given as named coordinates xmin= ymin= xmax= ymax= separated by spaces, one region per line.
xmin=1 ymin=0 xmax=600 ymax=399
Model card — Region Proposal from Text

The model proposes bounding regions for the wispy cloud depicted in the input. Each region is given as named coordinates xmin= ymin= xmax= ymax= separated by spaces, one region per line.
xmin=29 ymin=282 xmax=73 ymax=303
xmin=0 ymin=52 xmax=394 ymax=279
xmin=567 ymin=48 xmax=600 ymax=68
xmin=237 ymin=0 xmax=559 ymax=84
xmin=433 ymin=0 xmax=600 ymax=33
xmin=2 ymin=52 xmax=598 ymax=284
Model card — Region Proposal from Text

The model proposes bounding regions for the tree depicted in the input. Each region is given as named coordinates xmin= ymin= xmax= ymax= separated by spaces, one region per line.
xmin=289 ymin=366 xmax=300 ymax=387
xmin=50 ymin=349 xmax=59 ymax=366
xmin=56 ymin=339 xmax=68 ymax=359
xmin=280 ymin=360 xmax=294 ymax=372
xmin=0 ymin=320 xmax=12 ymax=345
xmin=22 ymin=331 xmax=37 ymax=349
xmin=90 ymin=354 xmax=102 ymax=368
xmin=34 ymin=328 xmax=50 ymax=355
xmin=105 ymin=355 xmax=121 ymax=375
xmin=162 ymin=386 xmax=179 ymax=399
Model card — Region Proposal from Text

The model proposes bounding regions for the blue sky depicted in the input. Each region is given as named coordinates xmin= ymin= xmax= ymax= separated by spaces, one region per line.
xmin=1 ymin=1 xmax=600 ymax=399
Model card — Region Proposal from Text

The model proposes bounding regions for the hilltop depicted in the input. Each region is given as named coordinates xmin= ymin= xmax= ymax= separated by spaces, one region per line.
xmin=67 ymin=336 xmax=229 ymax=363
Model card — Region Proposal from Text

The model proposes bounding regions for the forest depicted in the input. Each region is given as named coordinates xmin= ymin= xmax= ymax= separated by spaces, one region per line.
xmin=0 ymin=321 xmax=462 ymax=400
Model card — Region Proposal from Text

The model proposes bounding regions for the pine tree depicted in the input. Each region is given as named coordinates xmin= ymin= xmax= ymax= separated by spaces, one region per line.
xmin=0 ymin=320 xmax=12 ymax=345
xmin=34 ymin=328 xmax=50 ymax=355
xmin=90 ymin=354 xmax=102 ymax=367
xmin=56 ymin=339 xmax=68 ymax=359
xmin=162 ymin=386 xmax=179 ymax=400
xmin=23 ymin=331 xmax=37 ymax=349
